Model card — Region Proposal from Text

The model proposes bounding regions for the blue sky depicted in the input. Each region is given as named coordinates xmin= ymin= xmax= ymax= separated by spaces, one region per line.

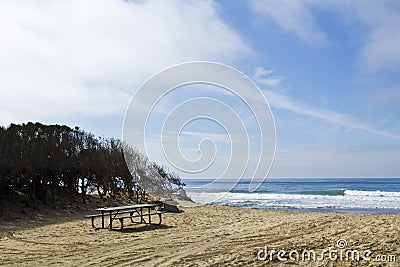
xmin=1 ymin=0 xmax=399 ymax=178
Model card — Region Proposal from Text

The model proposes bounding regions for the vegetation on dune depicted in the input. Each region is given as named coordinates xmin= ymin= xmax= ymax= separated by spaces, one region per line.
xmin=0 ymin=122 xmax=186 ymax=209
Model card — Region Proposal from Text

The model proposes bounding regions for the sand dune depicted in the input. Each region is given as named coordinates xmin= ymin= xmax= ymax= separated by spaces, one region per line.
xmin=0 ymin=205 xmax=398 ymax=266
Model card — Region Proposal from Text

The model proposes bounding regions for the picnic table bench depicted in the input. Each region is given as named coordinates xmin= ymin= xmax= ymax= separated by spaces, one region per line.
xmin=86 ymin=204 xmax=167 ymax=230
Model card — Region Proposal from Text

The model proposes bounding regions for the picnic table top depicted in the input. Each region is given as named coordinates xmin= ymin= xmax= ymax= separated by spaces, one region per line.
xmin=95 ymin=203 xmax=158 ymax=212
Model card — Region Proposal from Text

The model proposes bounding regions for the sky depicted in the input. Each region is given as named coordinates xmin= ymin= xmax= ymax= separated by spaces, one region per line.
xmin=1 ymin=0 xmax=400 ymax=178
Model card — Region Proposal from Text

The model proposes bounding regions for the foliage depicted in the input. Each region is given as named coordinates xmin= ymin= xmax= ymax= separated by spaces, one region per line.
xmin=0 ymin=122 xmax=185 ymax=205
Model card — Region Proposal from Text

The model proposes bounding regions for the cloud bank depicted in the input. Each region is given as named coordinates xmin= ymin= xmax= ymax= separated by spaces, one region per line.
xmin=0 ymin=0 xmax=248 ymax=126
xmin=249 ymin=0 xmax=400 ymax=72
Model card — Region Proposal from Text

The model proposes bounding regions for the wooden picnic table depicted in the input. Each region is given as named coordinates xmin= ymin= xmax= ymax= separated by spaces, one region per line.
xmin=86 ymin=203 xmax=166 ymax=230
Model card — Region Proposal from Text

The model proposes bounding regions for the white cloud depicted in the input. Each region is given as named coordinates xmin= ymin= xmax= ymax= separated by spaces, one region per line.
xmin=0 ymin=0 xmax=249 ymax=126
xmin=253 ymin=67 xmax=282 ymax=87
xmin=249 ymin=0 xmax=326 ymax=45
xmin=317 ymin=0 xmax=400 ymax=72
xmin=250 ymin=0 xmax=400 ymax=71
xmin=264 ymin=89 xmax=400 ymax=139
xmin=253 ymin=68 xmax=400 ymax=139
xmin=254 ymin=67 xmax=273 ymax=77
xmin=354 ymin=2 xmax=400 ymax=72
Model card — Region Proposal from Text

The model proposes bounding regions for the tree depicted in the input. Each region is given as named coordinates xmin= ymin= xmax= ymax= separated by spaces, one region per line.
xmin=0 ymin=122 xmax=187 ymax=208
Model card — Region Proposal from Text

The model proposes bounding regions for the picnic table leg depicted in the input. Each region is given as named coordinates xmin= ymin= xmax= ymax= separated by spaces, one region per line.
xmin=148 ymin=207 xmax=151 ymax=224
xmin=140 ymin=208 xmax=146 ymax=224
xmin=157 ymin=213 xmax=162 ymax=225
xmin=101 ymin=211 xmax=105 ymax=229
xmin=109 ymin=212 xmax=113 ymax=229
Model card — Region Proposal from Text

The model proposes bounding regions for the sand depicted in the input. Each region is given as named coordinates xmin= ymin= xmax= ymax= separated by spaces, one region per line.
xmin=0 ymin=204 xmax=398 ymax=266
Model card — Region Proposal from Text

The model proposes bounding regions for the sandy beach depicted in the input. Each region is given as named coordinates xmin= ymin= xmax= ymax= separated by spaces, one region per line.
xmin=0 ymin=204 xmax=398 ymax=266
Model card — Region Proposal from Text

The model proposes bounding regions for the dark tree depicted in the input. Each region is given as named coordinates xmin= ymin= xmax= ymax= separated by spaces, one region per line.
xmin=0 ymin=122 xmax=186 ymax=208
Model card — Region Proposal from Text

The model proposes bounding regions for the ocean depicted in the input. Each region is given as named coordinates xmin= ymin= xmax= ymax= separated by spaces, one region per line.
xmin=183 ymin=178 xmax=400 ymax=214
